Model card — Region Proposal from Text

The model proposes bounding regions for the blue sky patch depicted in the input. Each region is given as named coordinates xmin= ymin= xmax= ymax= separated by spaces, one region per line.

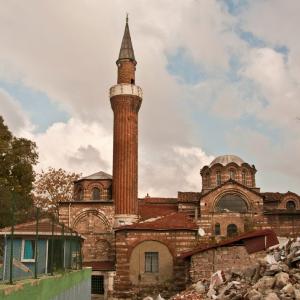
xmin=166 ymin=48 xmax=208 ymax=85
xmin=0 ymin=80 xmax=70 ymax=133
xmin=218 ymin=0 xmax=249 ymax=16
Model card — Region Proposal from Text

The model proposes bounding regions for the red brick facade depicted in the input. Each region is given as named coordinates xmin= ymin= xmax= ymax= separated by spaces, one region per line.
xmin=57 ymin=20 xmax=300 ymax=300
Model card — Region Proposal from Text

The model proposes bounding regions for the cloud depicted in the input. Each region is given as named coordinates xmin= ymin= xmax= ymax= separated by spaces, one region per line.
xmin=0 ymin=0 xmax=299 ymax=195
xmin=0 ymin=88 xmax=33 ymax=136
xmin=34 ymin=118 xmax=112 ymax=175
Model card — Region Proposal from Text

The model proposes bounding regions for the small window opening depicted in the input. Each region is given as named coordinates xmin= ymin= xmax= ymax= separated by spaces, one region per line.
xmin=230 ymin=169 xmax=235 ymax=180
xmin=227 ymin=224 xmax=238 ymax=237
xmin=91 ymin=275 xmax=104 ymax=295
xmin=131 ymin=79 xmax=135 ymax=84
xmin=216 ymin=171 xmax=221 ymax=186
xmin=92 ymin=187 xmax=101 ymax=200
xmin=286 ymin=201 xmax=296 ymax=211
xmin=242 ymin=171 xmax=246 ymax=185
xmin=22 ymin=240 xmax=36 ymax=261
xmin=215 ymin=223 xmax=221 ymax=235
xmin=145 ymin=252 xmax=159 ymax=273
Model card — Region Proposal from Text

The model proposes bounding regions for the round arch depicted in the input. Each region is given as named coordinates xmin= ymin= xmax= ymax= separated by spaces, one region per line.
xmin=72 ymin=209 xmax=111 ymax=231
xmin=129 ymin=240 xmax=173 ymax=285
xmin=214 ymin=191 xmax=249 ymax=213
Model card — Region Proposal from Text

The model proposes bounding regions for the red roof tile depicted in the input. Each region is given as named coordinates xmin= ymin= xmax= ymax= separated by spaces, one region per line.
xmin=180 ymin=229 xmax=279 ymax=258
xmin=139 ymin=203 xmax=178 ymax=220
xmin=116 ymin=212 xmax=198 ymax=231
xmin=0 ymin=218 xmax=83 ymax=238
xmin=82 ymin=261 xmax=115 ymax=271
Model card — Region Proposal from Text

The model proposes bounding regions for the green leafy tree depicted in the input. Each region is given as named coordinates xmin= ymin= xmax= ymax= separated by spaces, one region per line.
xmin=0 ymin=116 xmax=38 ymax=228
xmin=33 ymin=167 xmax=80 ymax=216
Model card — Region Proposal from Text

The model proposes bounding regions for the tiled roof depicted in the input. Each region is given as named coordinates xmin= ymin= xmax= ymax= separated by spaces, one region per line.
xmin=262 ymin=192 xmax=285 ymax=202
xmin=83 ymin=261 xmax=115 ymax=271
xmin=0 ymin=218 xmax=84 ymax=239
xmin=178 ymin=192 xmax=201 ymax=202
xmin=180 ymin=229 xmax=278 ymax=258
xmin=200 ymin=179 xmax=262 ymax=198
xmin=262 ymin=192 xmax=299 ymax=202
xmin=79 ymin=171 xmax=112 ymax=181
xmin=139 ymin=204 xmax=178 ymax=220
xmin=116 ymin=212 xmax=198 ymax=231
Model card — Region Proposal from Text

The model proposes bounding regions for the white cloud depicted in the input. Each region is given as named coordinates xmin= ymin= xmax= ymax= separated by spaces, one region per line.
xmin=0 ymin=0 xmax=299 ymax=195
xmin=0 ymin=88 xmax=33 ymax=136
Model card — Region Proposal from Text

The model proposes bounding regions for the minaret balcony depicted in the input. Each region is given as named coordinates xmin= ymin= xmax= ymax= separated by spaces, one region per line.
xmin=110 ymin=83 xmax=143 ymax=98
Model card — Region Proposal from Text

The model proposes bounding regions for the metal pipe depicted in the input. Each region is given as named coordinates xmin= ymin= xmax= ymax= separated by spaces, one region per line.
xmin=34 ymin=208 xmax=39 ymax=279
xmin=3 ymin=234 xmax=7 ymax=281
xmin=61 ymin=224 xmax=65 ymax=271
xmin=69 ymin=229 xmax=72 ymax=269
xmin=9 ymin=192 xmax=15 ymax=285
xmin=50 ymin=216 xmax=54 ymax=276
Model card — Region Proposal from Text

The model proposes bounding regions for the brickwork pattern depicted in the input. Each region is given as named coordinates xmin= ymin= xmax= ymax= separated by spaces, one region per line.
xmin=113 ymin=230 xmax=198 ymax=299
xmin=189 ymin=246 xmax=265 ymax=283
xmin=110 ymin=94 xmax=142 ymax=216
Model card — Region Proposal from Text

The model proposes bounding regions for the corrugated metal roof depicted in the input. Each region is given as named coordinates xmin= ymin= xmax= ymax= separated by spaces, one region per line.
xmin=0 ymin=218 xmax=84 ymax=239
xmin=180 ymin=229 xmax=279 ymax=258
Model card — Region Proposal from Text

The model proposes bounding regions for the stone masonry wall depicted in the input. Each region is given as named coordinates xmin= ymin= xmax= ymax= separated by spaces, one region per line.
xmin=59 ymin=202 xmax=115 ymax=262
xmin=113 ymin=230 xmax=198 ymax=299
xmin=189 ymin=246 xmax=265 ymax=283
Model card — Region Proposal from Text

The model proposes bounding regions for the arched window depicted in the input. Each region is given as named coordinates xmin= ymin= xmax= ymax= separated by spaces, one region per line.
xmin=205 ymin=172 xmax=210 ymax=187
xmin=286 ymin=200 xmax=296 ymax=211
xmin=242 ymin=170 xmax=246 ymax=185
xmin=215 ymin=194 xmax=248 ymax=213
xmin=216 ymin=171 xmax=221 ymax=186
xmin=77 ymin=187 xmax=83 ymax=201
xmin=227 ymin=224 xmax=238 ymax=237
xmin=215 ymin=223 xmax=221 ymax=235
xmin=229 ymin=169 xmax=235 ymax=180
xmin=92 ymin=188 xmax=101 ymax=200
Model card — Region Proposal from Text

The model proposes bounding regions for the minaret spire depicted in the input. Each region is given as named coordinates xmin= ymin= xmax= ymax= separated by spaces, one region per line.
xmin=110 ymin=18 xmax=143 ymax=227
xmin=117 ymin=15 xmax=136 ymax=65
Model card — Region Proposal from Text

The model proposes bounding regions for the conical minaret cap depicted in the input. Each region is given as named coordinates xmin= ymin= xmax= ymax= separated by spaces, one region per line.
xmin=117 ymin=15 xmax=136 ymax=64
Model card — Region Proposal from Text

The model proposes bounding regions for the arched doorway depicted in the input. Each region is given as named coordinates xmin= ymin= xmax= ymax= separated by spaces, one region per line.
xmin=227 ymin=224 xmax=238 ymax=237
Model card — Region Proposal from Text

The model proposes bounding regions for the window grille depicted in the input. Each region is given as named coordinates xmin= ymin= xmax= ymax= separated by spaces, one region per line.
xmin=145 ymin=252 xmax=159 ymax=273
xmin=91 ymin=275 xmax=104 ymax=294
xmin=216 ymin=194 xmax=248 ymax=213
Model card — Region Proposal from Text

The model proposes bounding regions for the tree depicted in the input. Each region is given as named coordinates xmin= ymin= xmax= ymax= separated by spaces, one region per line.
xmin=33 ymin=167 xmax=80 ymax=216
xmin=0 ymin=116 xmax=38 ymax=228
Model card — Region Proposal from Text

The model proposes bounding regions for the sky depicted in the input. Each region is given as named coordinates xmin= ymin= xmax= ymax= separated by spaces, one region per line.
xmin=0 ymin=0 xmax=299 ymax=197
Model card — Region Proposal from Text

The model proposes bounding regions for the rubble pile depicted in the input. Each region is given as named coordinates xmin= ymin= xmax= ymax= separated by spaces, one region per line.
xmin=172 ymin=239 xmax=300 ymax=300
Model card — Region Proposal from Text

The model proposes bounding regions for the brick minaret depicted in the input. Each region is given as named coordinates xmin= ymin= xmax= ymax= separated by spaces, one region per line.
xmin=110 ymin=17 xmax=142 ymax=227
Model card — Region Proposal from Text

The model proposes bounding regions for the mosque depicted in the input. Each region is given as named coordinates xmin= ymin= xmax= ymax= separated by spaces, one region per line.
xmin=58 ymin=18 xmax=300 ymax=299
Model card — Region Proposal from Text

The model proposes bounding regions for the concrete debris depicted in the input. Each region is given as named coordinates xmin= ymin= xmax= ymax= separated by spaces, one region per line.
xmin=170 ymin=238 xmax=300 ymax=300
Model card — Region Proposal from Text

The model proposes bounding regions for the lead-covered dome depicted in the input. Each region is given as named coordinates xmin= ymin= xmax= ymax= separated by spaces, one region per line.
xmin=210 ymin=155 xmax=245 ymax=167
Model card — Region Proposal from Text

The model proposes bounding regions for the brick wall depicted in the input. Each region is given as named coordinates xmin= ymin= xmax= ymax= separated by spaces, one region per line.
xmin=189 ymin=246 xmax=265 ymax=283
xmin=59 ymin=202 xmax=115 ymax=262
xmin=113 ymin=230 xmax=198 ymax=299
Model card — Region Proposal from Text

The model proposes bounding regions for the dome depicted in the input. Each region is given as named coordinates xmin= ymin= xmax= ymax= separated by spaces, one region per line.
xmin=210 ymin=155 xmax=245 ymax=167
